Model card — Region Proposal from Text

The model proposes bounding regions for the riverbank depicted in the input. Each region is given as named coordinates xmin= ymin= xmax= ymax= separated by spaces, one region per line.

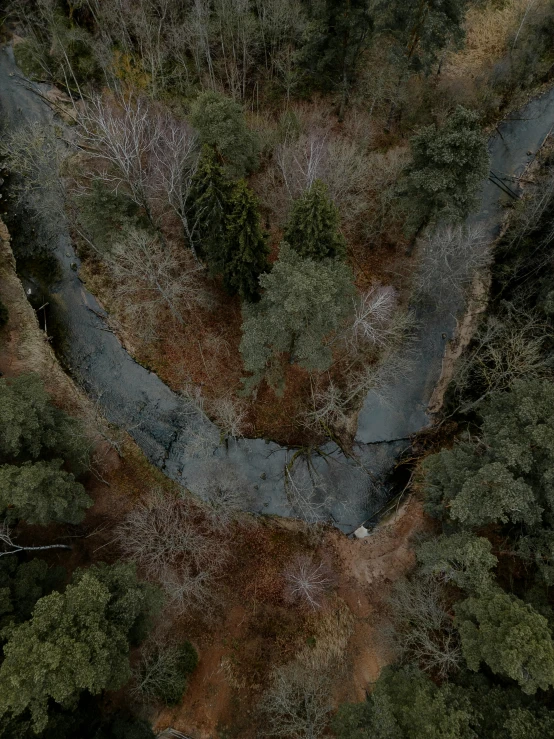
xmin=3 ymin=41 xmax=554 ymax=530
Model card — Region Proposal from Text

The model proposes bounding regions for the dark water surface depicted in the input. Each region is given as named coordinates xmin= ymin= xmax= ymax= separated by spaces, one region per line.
xmin=2 ymin=44 xmax=554 ymax=531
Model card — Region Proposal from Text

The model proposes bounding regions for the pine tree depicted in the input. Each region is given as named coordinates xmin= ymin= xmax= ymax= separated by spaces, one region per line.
xmin=376 ymin=0 xmax=468 ymax=74
xmin=300 ymin=0 xmax=374 ymax=118
xmin=240 ymin=244 xmax=355 ymax=393
xmin=400 ymin=106 xmax=489 ymax=238
xmin=284 ymin=180 xmax=346 ymax=261
xmin=189 ymin=91 xmax=259 ymax=178
xmin=455 ymin=589 xmax=554 ymax=694
xmin=0 ymin=563 xmax=159 ymax=733
xmin=0 ymin=374 xmax=88 ymax=473
xmin=223 ymin=180 xmax=269 ymax=302
xmin=187 ymin=145 xmax=234 ymax=274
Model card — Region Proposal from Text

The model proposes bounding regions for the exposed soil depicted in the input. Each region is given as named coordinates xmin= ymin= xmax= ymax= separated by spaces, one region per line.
xmin=152 ymin=496 xmax=430 ymax=738
xmin=0 ymin=217 xmax=82 ymax=411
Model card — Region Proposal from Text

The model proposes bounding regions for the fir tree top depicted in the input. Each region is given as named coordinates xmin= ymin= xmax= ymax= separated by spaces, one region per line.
xmin=284 ymin=179 xmax=346 ymax=260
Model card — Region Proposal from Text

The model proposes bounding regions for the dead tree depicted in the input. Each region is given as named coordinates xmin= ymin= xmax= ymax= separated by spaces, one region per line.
xmin=348 ymin=284 xmax=397 ymax=350
xmin=150 ymin=115 xmax=200 ymax=257
xmin=106 ymin=228 xmax=208 ymax=338
xmin=0 ymin=522 xmax=71 ymax=558
xmin=415 ymin=223 xmax=490 ymax=307
xmin=283 ymin=555 xmax=334 ymax=610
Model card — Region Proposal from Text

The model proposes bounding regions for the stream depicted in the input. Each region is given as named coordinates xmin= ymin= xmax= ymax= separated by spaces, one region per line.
xmin=2 ymin=43 xmax=554 ymax=532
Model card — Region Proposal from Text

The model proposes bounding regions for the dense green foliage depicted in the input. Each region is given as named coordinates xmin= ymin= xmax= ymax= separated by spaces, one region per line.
xmin=300 ymin=0 xmax=374 ymax=112
xmin=455 ymin=589 xmax=554 ymax=694
xmin=376 ymin=0 xmax=468 ymax=73
xmin=223 ymin=180 xmax=269 ymax=301
xmin=333 ymin=667 xmax=554 ymax=739
xmin=188 ymin=145 xmax=234 ymax=273
xmin=0 ymin=699 xmax=156 ymax=739
xmin=416 ymin=531 xmax=497 ymax=593
xmin=0 ymin=375 xmax=91 ymax=526
xmin=240 ymin=244 xmax=355 ymax=392
xmin=333 ymin=667 xmax=475 ymax=738
xmin=0 ymin=563 xmax=159 ymax=732
xmin=189 ymin=91 xmax=259 ymax=178
xmin=284 ymin=180 xmax=346 ymax=261
xmin=0 ymin=375 xmax=87 ymax=472
xmin=188 ymin=150 xmax=268 ymax=299
xmin=0 ymin=557 xmax=64 ymax=631
xmin=400 ymin=106 xmax=489 ymax=235
xmin=423 ymin=379 xmax=554 ymax=537
xmin=0 ymin=459 xmax=92 ymax=525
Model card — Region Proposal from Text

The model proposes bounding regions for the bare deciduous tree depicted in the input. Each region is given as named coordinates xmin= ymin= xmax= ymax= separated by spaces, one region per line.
xmin=259 ymin=661 xmax=334 ymax=739
xmin=131 ymin=633 xmax=188 ymax=702
xmin=208 ymin=395 xmax=250 ymax=440
xmin=79 ymin=94 xmax=160 ymax=216
xmin=384 ymin=575 xmax=462 ymax=679
xmin=0 ymin=122 xmax=67 ymax=239
xmin=106 ymin=228 xmax=209 ymax=340
xmin=79 ymin=94 xmax=199 ymax=246
xmin=416 ymin=223 xmax=490 ymax=307
xmin=283 ymin=555 xmax=334 ymax=610
xmin=452 ymin=310 xmax=553 ymax=410
xmin=302 ymin=379 xmax=349 ymax=436
xmin=116 ymin=492 xmax=227 ymax=615
xmin=360 ymin=146 xmax=408 ymax=246
xmin=264 ymin=123 xmax=369 ymax=227
xmin=149 ymin=115 xmax=200 ymax=253
xmin=348 ymin=284 xmax=398 ymax=350
xmin=284 ymin=458 xmax=330 ymax=524
xmin=194 ymin=464 xmax=254 ymax=525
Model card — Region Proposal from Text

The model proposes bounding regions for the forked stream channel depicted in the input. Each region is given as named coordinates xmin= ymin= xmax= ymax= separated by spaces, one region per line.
xmin=2 ymin=43 xmax=554 ymax=532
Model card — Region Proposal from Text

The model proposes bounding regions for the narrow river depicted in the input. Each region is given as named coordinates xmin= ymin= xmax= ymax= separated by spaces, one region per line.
xmin=2 ymin=43 xmax=554 ymax=531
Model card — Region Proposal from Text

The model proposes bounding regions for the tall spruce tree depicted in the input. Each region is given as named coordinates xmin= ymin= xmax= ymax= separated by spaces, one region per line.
xmin=376 ymin=0 xmax=468 ymax=74
xmin=223 ymin=180 xmax=269 ymax=302
xmin=187 ymin=145 xmax=234 ymax=274
xmin=189 ymin=91 xmax=259 ymax=178
xmin=400 ymin=106 xmax=489 ymax=238
xmin=284 ymin=179 xmax=346 ymax=261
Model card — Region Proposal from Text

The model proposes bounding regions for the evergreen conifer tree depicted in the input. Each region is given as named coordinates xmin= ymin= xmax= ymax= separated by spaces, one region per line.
xmin=400 ymin=106 xmax=489 ymax=238
xmin=284 ymin=180 xmax=346 ymax=261
xmin=455 ymin=590 xmax=554 ymax=694
xmin=240 ymin=244 xmax=354 ymax=393
xmin=189 ymin=91 xmax=259 ymax=177
xmin=187 ymin=145 xmax=233 ymax=274
xmin=223 ymin=180 xmax=269 ymax=302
